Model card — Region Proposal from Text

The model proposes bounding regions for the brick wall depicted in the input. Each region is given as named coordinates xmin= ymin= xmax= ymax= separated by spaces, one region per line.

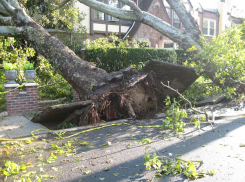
xmin=131 ymin=0 xmax=171 ymax=48
xmin=4 ymin=83 xmax=38 ymax=115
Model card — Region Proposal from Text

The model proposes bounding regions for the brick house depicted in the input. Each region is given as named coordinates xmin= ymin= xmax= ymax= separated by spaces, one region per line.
xmin=192 ymin=0 xmax=244 ymax=42
xmin=76 ymin=0 xmax=244 ymax=48
xmin=126 ymin=0 xmax=172 ymax=48
xmin=196 ymin=3 xmax=220 ymax=42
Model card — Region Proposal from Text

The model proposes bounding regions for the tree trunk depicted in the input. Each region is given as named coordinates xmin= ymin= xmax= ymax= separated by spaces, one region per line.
xmin=22 ymin=20 xmax=108 ymax=99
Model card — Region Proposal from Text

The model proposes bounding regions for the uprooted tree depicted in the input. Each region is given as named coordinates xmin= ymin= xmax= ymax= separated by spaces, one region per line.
xmin=0 ymin=0 xmax=243 ymax=126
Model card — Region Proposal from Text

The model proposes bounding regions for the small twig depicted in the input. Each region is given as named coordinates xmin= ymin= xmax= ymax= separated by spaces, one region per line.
xmin=160 ymin=82 xmax=214 ymax=131
xmin=230 ymin=78 xmax=245 ymax=85
xmin=37 ymin=81 xmax=62 ymax=88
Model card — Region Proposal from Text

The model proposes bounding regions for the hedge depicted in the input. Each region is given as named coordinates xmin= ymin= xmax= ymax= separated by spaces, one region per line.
xmin=85 ymin=48 xmax=188 ymax=72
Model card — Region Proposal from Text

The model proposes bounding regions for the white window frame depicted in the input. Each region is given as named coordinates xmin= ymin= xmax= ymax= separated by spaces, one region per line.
xmin=203 ymin=19 xmax=216 ymax=36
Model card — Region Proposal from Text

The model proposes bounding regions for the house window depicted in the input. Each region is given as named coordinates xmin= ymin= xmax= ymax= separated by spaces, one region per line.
xmin=108 ymin=0 xmax=119 ymax=21
xmin=173 ymin=12 xmax=181 ymax=29
xmin=94 ymin=0 xmax=105 ymax=20
xmin=203 ymin=19 xmax=216 ymax=36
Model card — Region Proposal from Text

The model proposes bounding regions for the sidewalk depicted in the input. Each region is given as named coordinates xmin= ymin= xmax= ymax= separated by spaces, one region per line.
xmin=0 ymin=114 xmax=48 ymax=139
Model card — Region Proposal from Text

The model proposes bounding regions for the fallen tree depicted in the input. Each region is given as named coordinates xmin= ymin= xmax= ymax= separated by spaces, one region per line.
xmin=32 ymin=60 xmax=198 ymax=126
xmin=0 ymin=0 xmax=242 ymax=125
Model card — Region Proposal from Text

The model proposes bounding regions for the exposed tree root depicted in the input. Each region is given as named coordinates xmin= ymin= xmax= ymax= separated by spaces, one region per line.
xmin=33 ymin=60 xmax=199 ymax=127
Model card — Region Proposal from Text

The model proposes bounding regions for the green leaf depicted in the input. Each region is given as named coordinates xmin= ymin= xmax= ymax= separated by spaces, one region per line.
xmin=84 ymin=170 xmax=91 ymax=175
xmin=25 ymin=140 xmax=32 ymax=144
xmin=75 ymin=158 xmax=80 ymax=162
xmin=20 ymin=164 xmax=27 ymax=171
xmin=52 ymin=167 xmax=59 ymax=171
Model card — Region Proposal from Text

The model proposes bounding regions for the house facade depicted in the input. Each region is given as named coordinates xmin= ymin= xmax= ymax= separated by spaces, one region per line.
xmin=76 ymin=0 xmax=244 ymax=49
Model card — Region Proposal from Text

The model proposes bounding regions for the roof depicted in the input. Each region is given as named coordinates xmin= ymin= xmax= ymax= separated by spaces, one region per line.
xmin=138 ymin=0 xmax=153 ymax=12
xmin=231 ymin=7 xmax=245 ymax=18
xmin=194 ymin=0 xmax=244 ymax=18
xmin=127 ymin=0 xmax=153 ymax=38
xmin=196 ymin=1 xmax=219 ymax=14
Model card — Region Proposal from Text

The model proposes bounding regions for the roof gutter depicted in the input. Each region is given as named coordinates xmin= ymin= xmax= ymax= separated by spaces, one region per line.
xmin=123 ymin=21 xmax=135 ymax=40
xmin=123 ymin=0 xmax=138 ymax=40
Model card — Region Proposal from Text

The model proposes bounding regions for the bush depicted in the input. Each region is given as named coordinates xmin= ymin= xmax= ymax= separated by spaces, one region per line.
xmin=23 ymin=63 xmax=34 ymax=70
xmin=3 ymin=63 xmax=18 ymax=70
xmin=85 ymin=48 xmax=188 ymax=72
xmin=36 ymin=58 xmax=72 ymax=100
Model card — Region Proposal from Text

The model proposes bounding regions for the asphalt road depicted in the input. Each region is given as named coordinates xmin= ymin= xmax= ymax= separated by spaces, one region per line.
xmin=1 ymin=115 xmax=245 ymax=182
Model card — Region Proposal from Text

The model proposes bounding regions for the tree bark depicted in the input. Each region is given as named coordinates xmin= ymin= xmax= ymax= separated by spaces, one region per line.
xmin=22 ymin=20 xmax=108 ymax=99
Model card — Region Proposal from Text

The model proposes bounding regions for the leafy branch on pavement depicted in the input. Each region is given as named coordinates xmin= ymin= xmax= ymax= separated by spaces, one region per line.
xmin=161 ymin=82 xmax=214 ymax=131
xmin=144 ymin=150 xmax=216 ymax=180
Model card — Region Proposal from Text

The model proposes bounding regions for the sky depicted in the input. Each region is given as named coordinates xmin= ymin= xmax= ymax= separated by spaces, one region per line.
xmin=199 ymin=0 xmax=242 ymax=7
xmin=197 ymin=0 xmax=245 ymax=17
xmin=230 ymin=0 xmax=244 ymax=7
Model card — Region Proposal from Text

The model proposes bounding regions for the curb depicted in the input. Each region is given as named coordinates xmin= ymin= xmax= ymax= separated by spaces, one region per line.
xmin=14 ymin=119 xmax=131 ymax=140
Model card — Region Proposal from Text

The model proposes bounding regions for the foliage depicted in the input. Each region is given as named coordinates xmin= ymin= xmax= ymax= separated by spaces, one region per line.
xmin=239 ymin=21 xmax=245 ymax=41
xmin=22 ymin=0 xmax=87 ymax=55
xmin=0 ymin=81 xmax=5 ymax=112
xmin=3 ymin=63 xmax=18 ymax=70
xmin=86 ymin=34 xmax=150 ymax=49
xmin=0 ymin=160 xmax=26 ymax=177
xmin=47 ymin=152 xmax=58 ymax=164
xmin=36 ymin=58 xmax=72 ymax=100
xmin=78 ymin=141 xmax=90 ymax=146
xmin=84 ymin=34 xmax=188 ymax=72
xmin=181 ymin=76 xmax=221 ymax=105
xmin=188 ymin=26 xmax=245 ymax=98
xmin=0 ymin=0 xmax=87 ymax=109
xmin=0 ymin=37 xmax=35 ymax=111
xmin=85 ymin=47 xmax=186 ymax=72
xmin=144 ymin=152 xmax=215 ymax=179
xmin=23 ymin=63 xmax=34 ymax=70
xmin=54 ymin=31 xmax=87 ymax=55
xmin=141 ymin=138 xmax=151 ymax=144
xmin=57 ymin=121 xmax=77 ymax=129
xmin=144 ymin=152 xmax=162 ymax=171
xmin=162 ymin=96 xmax=188 ymax=133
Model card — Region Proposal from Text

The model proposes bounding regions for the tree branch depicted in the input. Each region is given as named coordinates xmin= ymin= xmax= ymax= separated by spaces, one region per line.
xmin=0 ymin=26 xmax=24 ymax=37
xmin=160 ymin=82 xmax=209 ymax=119
xmin=77 ymin=0 xmax=200 ymax=50
xmin=8 ymin=0 xmax=20 ymax=8
xmin=0 ymin=0 xmax=15 ymax=15
xmin=166 ymin=0 xmax=201 ymax=45
xmin=78 ymin=0 xmax=138 ymax=21
xmin=119 ymin=0 xmax=141 ymax=14
xmin=0 ymin=16 xmax=11 ymax=25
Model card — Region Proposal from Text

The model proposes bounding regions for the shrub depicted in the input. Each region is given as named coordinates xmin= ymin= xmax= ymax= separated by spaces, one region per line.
xmin=23 ymin=63 xmax=34 ymax=70
xmin=85 ymin=48 xmax=187 ymax=72
xmin=3 ymin=63 xmax=18 ymax=70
